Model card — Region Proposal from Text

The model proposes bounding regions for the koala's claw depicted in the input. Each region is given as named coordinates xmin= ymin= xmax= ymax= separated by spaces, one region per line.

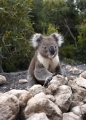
xmin=44 ymin=78 xmax=52 ymax=87
xmin=53 ymin=72 xmax=62 ymax=76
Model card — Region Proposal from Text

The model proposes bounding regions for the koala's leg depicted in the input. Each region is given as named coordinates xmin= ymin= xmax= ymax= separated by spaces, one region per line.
xmin=27 ymin=73 xmax=38 ymax=87
xmin=34 ymin=65 xmax=53 ymax=87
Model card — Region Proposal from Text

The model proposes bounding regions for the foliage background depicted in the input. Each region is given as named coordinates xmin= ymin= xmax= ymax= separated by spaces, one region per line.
xmin=0 ymin=0 xmax=86 ymax=72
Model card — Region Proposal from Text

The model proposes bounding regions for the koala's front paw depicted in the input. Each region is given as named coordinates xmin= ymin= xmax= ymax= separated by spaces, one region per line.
xmin=44 ymin=77 xmax=52 ymax=87
xmin=53 ymin=72 xmax=62 ymax=76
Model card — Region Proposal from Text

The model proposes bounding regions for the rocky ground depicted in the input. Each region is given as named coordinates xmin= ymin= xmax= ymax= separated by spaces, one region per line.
xmin=0 ymin=63 xmax=86 ymax=120
xmin=0 ymin=63 xmax=86 ymax=93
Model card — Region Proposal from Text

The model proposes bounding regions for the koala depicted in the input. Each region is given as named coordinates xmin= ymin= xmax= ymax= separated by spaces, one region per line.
xmin=27 ymin=33 xmax=64 ymax=87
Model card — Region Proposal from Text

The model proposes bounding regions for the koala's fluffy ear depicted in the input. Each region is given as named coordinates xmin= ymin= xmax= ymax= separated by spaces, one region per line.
xmin=31 ymin=33 xmax=43 ymax=48
xmin=51 ymin=33 xmax=64 ymax=47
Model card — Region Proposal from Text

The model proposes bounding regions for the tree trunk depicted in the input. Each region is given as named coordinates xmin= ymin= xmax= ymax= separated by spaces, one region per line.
xmin=64 ymin=19 xmax=77 ymax=48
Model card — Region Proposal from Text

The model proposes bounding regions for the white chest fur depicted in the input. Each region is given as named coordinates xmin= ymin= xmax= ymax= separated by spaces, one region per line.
xmin=37 ymin=52 xmax=59 ymax=73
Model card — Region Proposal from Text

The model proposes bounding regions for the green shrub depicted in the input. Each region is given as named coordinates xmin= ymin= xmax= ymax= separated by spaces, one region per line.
xmin=46 ymin=24 xmax=58 ymax=35
xmin=60 ymin=44 xmax=77 ymax=58
xmin=77 ymin=19 xmax=86 ymax=63
xmin=0 ymin=0 xmax=34 ymax=72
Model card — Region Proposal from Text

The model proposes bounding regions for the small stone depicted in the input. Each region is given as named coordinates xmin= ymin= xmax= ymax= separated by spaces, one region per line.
xmin=19 ymin=79 xmax=28 ymax=84
xmin=72 ymin=67 xmax=81 ymax=75
xmin=71 ymin=106 xmax=82 ymax=116
xmin=66 ymin=65 xmax=72 ymax=71
xmin=83 ymin=98 xmax=86 ymax=103
xmin=29 ymin=85 xmax=46 ymax=96
xmin=0 ymin=75 xmax=6 ymax=85
xmin=10 ymin=88 xmax=12 ymax=90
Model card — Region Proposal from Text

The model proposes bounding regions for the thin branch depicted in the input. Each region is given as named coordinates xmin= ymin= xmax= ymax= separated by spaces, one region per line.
xmin=64 ymin=19 xmax=77 ymax=48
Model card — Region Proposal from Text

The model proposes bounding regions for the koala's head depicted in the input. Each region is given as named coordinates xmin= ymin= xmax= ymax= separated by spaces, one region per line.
xmin=31 ymin=33 xmax=64 ymax=59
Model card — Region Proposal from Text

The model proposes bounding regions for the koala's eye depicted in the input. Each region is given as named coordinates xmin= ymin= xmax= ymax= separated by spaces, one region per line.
xmin=55 ymin=46 xmax=56 ymax=48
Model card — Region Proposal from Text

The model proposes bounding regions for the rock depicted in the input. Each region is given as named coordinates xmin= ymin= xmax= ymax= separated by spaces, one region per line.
xmin=18 ymin=91 xmax=32 ymax=107
xmin=48 ymin=75 xmax=66 ymax=93
xmin=72 ymin=67 xmax=81 ymax=74
xmin=29 ymin=85 xmax=46 ymax=96
xmin=74 ymin=77 xmax=86 ymax=88
xmin=7 ymin=89 xmax=26 ymax=97
xmin=71 ymin=106 xmax=82 ymax=117
xmin=68 ymin=80 xmax=86 ymax=107
xmin=83 ymin=98 xmax=86 ymax=103
xmin=0 ymin=92 xmax=2 ymax=95
xmin=66 ymin=65 xmax=72 ymax=71
xmin=0 ymin=93 xmax=19 ymax=120
xmin=27 ymin=113 xmax=49 ymax=120
xmin=47 ymin=79 xmax=59 ymax=93
xmin=24 ymin=92 xmax=62 ymax=120
xmin=71 ymin=67 xmax=82 ymax=75
xmin=0 ymin=75 xmax=6 ymax=85
xmin=81 ymin=104 xmax=86 ymax=119
xmin=46 ymin=94 xmax=56 ymax=102
xmin=66 ymin=65 xmax=82 ymax=75
xmin=80 ymin=71 xmax=86 ymax=79
xmin=54 ymin=85 xmax=72 ymax=112
xmin=7 ymin=89 xmax=32 ymax=107
xmin=67 ymin=76 xmax=76 ymax=80
xmin=63 ymin=112 xmax=82 ymax=120
xmin=19 ymin=79 xmax=28 ymax=84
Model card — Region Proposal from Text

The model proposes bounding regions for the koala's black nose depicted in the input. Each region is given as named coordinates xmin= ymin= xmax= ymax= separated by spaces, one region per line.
xmin=49 ymin=46 xmax=55 ymax=55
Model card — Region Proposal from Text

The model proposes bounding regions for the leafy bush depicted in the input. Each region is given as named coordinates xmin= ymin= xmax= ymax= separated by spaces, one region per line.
xmin=77 ymin=19 xmax=86 ymax=63
xmin=46 ymin=24 xmax=58 ymax=35
xmin=60 ymin=44 xmax=77 ymax=59
xmin=78 ymin=19 xmax=86 ymax=48
xmin=0 ymin=0 xmax=34 ymax=72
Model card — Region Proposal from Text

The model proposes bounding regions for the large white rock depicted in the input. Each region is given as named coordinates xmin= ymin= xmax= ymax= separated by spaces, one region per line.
xmin=74 ymin=77 xmax=86 ymax=88
xmin=24 ymin=92 xmax=62 ymax=120
xmin=46 ymin=94 xmax=56 ymax=102
xmin=71 ymin=106 xmax=82 ymax=117
xmin=0 ymin=93 xmax=19 ymax=120
xmin=55 ymin=85 xmax=72 ymax=112
xmin=68 ymin=80 xmax=86 ymax=107
xmin=27 ymin=113 xmax=49 ymax=120
xmin=63 ymin=112 xmax=82 ymax=120
xmin=80 ymin=71 xmax=86 ymax=79
xmin=81 ymin=104 xmax=86 ymax=119
xmin=7 ymin=89 xmax=32 ymax=107
xmin=29 ymin=85 xmax=46 ymax=96
xmin=48 ymin=75 xmax=66 ymax=93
